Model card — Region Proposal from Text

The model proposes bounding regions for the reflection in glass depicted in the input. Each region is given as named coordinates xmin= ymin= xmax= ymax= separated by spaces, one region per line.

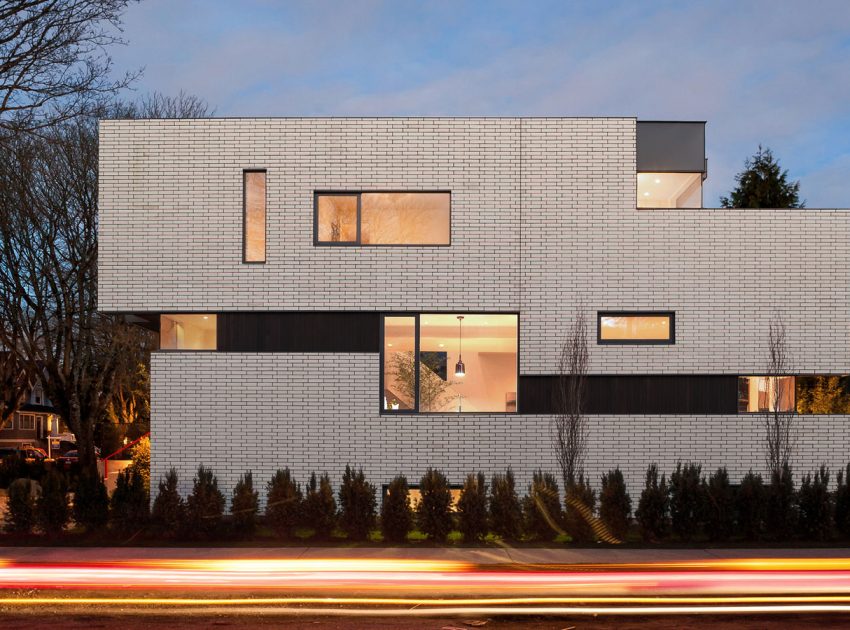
xmin=361 ymin=192 xmax=450 ymax=245
xmin=317 ymin=195 xmax=358 ymax=243
xmin=383 ymin=316 xmax=416 ymax=411
xmin=738 ymin=376 xmax=796 ymax=413
xmin=160 ymin=314 xmax=217 ymax=350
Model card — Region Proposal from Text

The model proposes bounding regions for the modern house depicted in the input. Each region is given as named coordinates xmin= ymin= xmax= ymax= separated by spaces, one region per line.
xmin=98 ymin=118 xmax=850 ymax=498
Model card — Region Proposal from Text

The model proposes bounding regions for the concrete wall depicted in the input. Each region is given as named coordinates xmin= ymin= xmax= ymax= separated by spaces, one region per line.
xmin=152 ymin=353 xmax=848 ymax=502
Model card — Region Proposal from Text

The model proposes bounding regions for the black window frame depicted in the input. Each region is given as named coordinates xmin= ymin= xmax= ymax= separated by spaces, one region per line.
xmin=242 ymin=169 xmax=268 ymax=264
xmin=314 ymin=190 xmax=451 ymax=247
xmin=597 ymin=311 xmax=676 ymax=345
xmin=379 ymin=311 xmax=520 ymax=415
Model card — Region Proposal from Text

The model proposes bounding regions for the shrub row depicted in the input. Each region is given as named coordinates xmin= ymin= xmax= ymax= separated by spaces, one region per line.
xmin=7 ymin=462 xmax=850 ymax=543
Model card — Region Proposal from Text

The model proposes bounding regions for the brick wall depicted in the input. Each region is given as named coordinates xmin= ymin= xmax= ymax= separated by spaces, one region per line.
xmin=152 ymin=353 xmax=849 ymax=502
xmin=100 ymin=118 xmax=850 ymax=375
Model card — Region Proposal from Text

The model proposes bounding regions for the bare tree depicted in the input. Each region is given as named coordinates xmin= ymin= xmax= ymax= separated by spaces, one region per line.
xmin=0 ymin=94 xmax=209 ymax=470
xmin=764 ymin=315 xmax=794 ymax=476
xmin=552 ymin=308 xmax=589 ymax=488
xmin=0 ymin=348 xmax=34 ymax=431
xmin=0 ymin=0 xmax=139 ymax=135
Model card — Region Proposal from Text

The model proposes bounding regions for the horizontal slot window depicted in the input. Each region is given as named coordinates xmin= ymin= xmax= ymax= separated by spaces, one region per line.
xmin=160 ymin=314 xmax=217 ymax=350
xmin=738 ymin=376 xmax=795 ymax=413
xmin=598 ymin=312 xmax=674 ymax=344
xmin=796 ymin=375 xmax=850 ymax=414
xmin=637 ymin=172 xmax=702 ymax=208
xmin=382 ymin=313 xmax=517 ymax=413
xmin=316 ymin=192 xmax=450 ymax=245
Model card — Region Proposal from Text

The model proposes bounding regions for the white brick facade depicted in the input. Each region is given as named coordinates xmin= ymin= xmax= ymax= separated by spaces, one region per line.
xmin=100 ymin=117 xmax=850 ymax=498
xmin=152 ymin=353 xmax=849 ymax=500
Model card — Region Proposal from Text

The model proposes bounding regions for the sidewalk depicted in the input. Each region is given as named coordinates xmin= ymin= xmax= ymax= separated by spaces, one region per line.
xmin=1 ymin=545 xmax=848 ymax=565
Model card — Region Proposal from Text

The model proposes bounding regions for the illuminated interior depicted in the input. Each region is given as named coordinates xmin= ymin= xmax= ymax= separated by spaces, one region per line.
xmin=361 ymin=192 xmax=450 ymax=245
xmin=383 ymin=313 xmax=518 ymax=413
xmin=316 ymin=192 xmax=449 ymax=245
xmin=243 ymin=171 xmax=266 ymax=262
xmin=637 ymin=172 xmax=702 ymax=208
xmin=316 ymin=194 xmax=358 ymax=243
xmin=160 ymin=314 xmax=217 ymax=350
xmin=405 ymin=487 xmax=463 ymax=512
xmin=738 ymin=376 xmax=795 ymax=413
xmin=599 ymin=314 xmax=672 ymax=342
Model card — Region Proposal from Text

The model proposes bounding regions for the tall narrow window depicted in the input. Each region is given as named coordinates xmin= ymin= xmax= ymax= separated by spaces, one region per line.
xmin=382 ymin=316 xmax=416 ymax=411
xmin=315 ymin=192 xmax=450 ymax=245
xmin=598 ymin=312 xmax=674 ymax=344
xmin=243 ymin=170 xmax=266 ymax=262
xmin=160 ymin=314 xmax=217 ymax=350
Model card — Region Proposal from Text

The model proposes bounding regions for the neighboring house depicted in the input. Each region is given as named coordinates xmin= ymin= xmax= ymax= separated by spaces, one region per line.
xmin=97 ymin=118 xmax=850 ymax=498
xmin=0 ymin=378 xmax=63 ymax=451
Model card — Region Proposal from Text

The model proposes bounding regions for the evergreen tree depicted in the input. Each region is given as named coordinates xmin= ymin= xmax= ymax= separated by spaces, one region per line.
xmin=720 ymin=145 xmax=803 ymax=208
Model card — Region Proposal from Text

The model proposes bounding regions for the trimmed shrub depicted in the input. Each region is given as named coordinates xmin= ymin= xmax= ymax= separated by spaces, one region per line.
xmin=766 ymin=463 xmax=797 ymax=541
xmin=151 ymin=468 xmax=185 ymax=539
xmin=636 ymin=464 xmax=669 ymax=542
xmin=417 ymin=468 xmax=453 ymax=542
xmin=110 ymin=467 xmax=150 ymax=537
xmin=523 ymin=471 xmax=562 ymax=541
xmin=6 ymin=478 xmax=37 ymax=533
xmin=303 ymin=473 xmax=337 ymax=539
xmin=835 ymin=465 xmax=850 ymax=539
xmin=737 ymin=470 xmax=767 ymax=541
xmin=185 ymin=465 xmax=225 ymax=540
xmin=564 ymin=475 xmax=596 ymax=543
xmin=381 ymin=475 xmax=413 ymax=543
xmin=457 ymin=472 xmax=488 ymax=543
xmin=669 ymin=462 xmax=703 ymax=542
xmin=703 ymin=467 xmax=735 ymax=542
xmin=489 ymin=468 xmax=522 ymax=541
xmin=230 ymin=471 xmax=258 ymax=538
xmin=73 ymin=471 xmax=109 ymax=532
xmin=266 ymin=468 xmax=302 ymax=539
xmin=338 ymin=465 xmax=376 ymax=541
xmin=599 ymin=468 xmax=631 ymax=541
xmin=36 ymin=469 xmax=69 ymax=538
xmin=798 ymin=466 xmax=832 ymax=541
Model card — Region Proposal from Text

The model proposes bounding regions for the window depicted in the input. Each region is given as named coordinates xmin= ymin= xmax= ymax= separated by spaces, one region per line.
xmin=381 ymin=313 xmax=518 ymax=413
xmin=315 ymin=192 xmax=450 ymax=245
xmin=637 ymin=173 xmax=702 ymax=208
xmin=243 ymin=170 xmax=266 ymax=262
xmin=738 ymin=376 xmax=795 ymax=413
xmin=388 ymin=485 xmax=463 ymax=512
xmin=796 ymin=375 xmax=850 ymax=414
xmin=160 ymin=314 xmax=217 ymax=350
xmin=598 ymin=312 xmax=674 ymax=344
xmin=18 ymin=413 xmax=35 ymax=431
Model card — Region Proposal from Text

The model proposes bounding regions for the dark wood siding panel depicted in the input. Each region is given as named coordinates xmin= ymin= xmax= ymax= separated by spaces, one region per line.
xmin=519 ymin=375 xmax=738 ymax=415
xmin=218 ymin=312 xmax=380 ymax=352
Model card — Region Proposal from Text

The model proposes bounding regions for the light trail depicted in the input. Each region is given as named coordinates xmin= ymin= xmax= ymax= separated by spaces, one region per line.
xmin=2 ymin=556 xmax=850 ymax=616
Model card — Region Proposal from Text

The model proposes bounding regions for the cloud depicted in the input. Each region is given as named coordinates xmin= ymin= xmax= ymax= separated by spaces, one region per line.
xmin=110 ymin=0 xmax=850 ymax=206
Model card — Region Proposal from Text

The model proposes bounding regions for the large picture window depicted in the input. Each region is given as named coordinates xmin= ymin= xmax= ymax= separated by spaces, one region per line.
xmin=160 ymin=314 xmax=217 ymax=350
xmin=315 ymin=192 xmax=450 ymax=245
xmin=381 ymin=313 xmax=518 ymax=413
xmin=598 ymin=312 xmax=674 ymax=344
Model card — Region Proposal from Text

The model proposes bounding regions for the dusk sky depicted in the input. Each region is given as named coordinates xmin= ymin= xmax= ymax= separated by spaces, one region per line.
xmin=111 ymin=0 xmax=850 ymax=207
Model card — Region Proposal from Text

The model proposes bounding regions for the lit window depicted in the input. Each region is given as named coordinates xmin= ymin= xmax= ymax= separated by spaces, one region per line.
xmin=381 ymin=313 xmax=518 ymax=413
xmin=160 ymin=314 xmax=217 ymax=350
xmin=405 ymin=486 xmax=463 ymax=512
xmin=243 ymin=170 xmax=267 ymax=262
xmin=18 ymin=414 xmax=35 ymax=431
xmin=598 ymin=312 xmax=674 ymax=344
xmin=738 ymin=376 xmax=796 ymax=413
xmin=316 ymin=192 xmax=450 ymax=245
xmin=637 ymin=173 xmax=702 ymax=208
xmin=796 ymin=375 xmax=850 ymax=414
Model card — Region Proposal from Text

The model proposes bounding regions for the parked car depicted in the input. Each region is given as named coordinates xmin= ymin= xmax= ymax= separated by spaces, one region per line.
xmin=56 ymin=450 xmax=79 ymax=469
xmin=0 ymin=446 xmax=46 ymax=463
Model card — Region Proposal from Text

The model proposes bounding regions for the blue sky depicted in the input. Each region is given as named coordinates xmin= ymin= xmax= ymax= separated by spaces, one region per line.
xmin=111 ymin=0 xmax=850 ymax=206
